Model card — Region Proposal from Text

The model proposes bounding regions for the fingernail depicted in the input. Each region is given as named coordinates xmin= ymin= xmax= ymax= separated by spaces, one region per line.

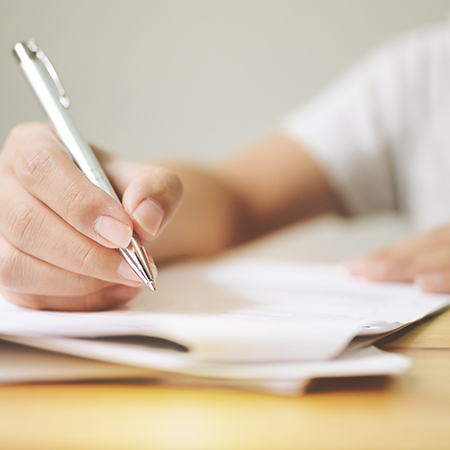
xmin=118 ymin=260 xmax=144 ymax=284
xmin=133 ymin=199 xmax=164 ymax=236
xmin=94 ymin=215 xmax=132 ymax=248
xmin=149 ymin=262 xmax=158 ymax=279
xmin=415 ymin=273 xmax=444 ymax=289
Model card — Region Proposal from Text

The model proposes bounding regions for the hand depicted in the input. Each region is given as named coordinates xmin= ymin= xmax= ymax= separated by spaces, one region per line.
xmin=346 ymin=225 xmax=450 ymax=293
xmin=0 ymin=123 xmax=183 ymax=310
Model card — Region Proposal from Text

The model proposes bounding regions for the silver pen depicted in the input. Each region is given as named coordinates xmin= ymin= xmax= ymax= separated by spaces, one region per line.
xmin=13 ymin=39 xmax=156 ymax=290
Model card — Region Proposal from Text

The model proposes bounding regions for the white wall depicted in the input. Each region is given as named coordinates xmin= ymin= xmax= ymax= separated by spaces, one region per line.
xmin=1 ymin=0 xmax=449 ymax=163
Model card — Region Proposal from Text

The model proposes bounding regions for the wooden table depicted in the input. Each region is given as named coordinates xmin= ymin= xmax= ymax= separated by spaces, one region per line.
xmin=0 ymin=215 xmax=449 ymax=449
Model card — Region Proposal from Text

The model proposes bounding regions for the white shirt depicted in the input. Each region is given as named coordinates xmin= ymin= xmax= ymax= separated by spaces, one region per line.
xmin=282 ymin=23 xmax=450 ymax=231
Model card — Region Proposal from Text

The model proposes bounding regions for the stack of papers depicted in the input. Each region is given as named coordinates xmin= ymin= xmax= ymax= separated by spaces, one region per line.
xmin=1 ymin=258 xmax=449 ymax=395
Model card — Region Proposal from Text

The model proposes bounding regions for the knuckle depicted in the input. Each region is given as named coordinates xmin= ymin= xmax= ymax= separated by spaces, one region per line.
xmin=64 ymin=272 xmax=99 ymax=300
xmin=64 ymin=183 xmax=89 ymax=222
xmin=5 ymin=202 xmax=42 ymax=248
xmin=7 ymin=122 xmax=52 ymax=142
xmin=140 ymin=166 xmax=184 ymax=205
xmin=2 ymin=124 xmax=30 ymax=161
xmin=63 ymin=179 xmax=112 ymax=229
xmin=3 ymin=123 xmax=54 ymax=167
xmin=74 ymin=240 xmax=103 ymax=274
xmin=6 ymin=123 xmax=33 ymax=145
xmin=17 ymin=143 xmax=54 ymax=190
xmin=157 ymin=167 xmax=183 ymax=194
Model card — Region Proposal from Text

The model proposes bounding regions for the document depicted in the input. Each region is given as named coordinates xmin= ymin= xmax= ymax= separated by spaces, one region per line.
xmin=0 ymin=258 xmax=448 ymax=363
xmin=0 ymin=337 xmax=410 ymax=396
xmin=0 ymin=339 xmax=153 ymax=384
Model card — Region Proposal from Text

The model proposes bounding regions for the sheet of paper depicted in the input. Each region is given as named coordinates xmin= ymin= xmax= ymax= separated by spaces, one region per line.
xmin=0 ymin=338 xmax=309 ymax=395
xmin=0 ymin=338 xmax=308 ymax=395
xmin=0 ymin=339 xmax=154 ymax=384
xmin=3 ymin=335 xmax=410 ymax=385
xmin=1 ymin=336 xmax=408 ymax=396
xmin=0 ymin=259 xmax=448 ymax=361
xmin=206 ymin=259 xmax=450 ymax=325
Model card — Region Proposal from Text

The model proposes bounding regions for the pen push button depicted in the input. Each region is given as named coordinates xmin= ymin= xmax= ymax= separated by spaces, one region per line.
xmin=25 ymin=39 xmax=71 ymax=108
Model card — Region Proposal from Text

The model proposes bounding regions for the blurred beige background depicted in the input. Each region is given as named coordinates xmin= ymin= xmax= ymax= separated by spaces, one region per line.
xmin=1 ymin=0 xmax=450 ymax=164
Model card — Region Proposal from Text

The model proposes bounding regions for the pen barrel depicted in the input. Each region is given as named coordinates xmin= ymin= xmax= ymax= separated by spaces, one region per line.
xmin=13 ymin=42 xmax=120 ymax=202
xmin=14 ymin=41 xmax=156 ymax=288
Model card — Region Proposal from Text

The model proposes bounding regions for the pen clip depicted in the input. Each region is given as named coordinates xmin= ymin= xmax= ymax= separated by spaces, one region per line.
xmin=26 ymin=39 xmax=71 ymax=109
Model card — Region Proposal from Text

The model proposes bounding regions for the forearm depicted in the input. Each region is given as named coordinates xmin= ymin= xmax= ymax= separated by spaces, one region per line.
xmin=150 ymin=132 xmax=341 ymax=262
xmin=216 ymin=132 xmax=342 ymax=238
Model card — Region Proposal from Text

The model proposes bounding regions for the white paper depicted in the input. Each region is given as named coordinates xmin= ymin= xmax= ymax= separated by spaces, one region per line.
xmin=2 ymin=335 xmax=410 ymax=387
xmin=0 ymin=259 xmax=448 ymax=362
xmin=0 ymin=339 xmax=154 ymax=384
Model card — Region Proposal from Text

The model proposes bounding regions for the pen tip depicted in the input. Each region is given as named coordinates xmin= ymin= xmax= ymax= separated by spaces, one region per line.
xmin=147 ymin=280 xmax=157 ymax=291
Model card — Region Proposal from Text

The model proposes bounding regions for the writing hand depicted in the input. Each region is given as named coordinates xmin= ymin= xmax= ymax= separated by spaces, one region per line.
xmin=0 ymin=123 xmax=183 ymax=310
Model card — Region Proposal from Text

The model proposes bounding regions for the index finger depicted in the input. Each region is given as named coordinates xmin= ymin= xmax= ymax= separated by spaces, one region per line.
xmin=10 ymin=123 xmax=133 ymax=249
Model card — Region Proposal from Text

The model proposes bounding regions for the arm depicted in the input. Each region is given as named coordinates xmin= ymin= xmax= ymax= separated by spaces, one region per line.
xmin=147 ymin=132 xmax=341 ymax=261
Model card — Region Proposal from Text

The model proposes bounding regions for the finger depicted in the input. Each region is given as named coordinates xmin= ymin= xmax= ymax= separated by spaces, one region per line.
xmin=346 ymin=256 xmax=417 ymax=282
xmin=0 ymin=283 xmax=140 ymax=311
xmin=124 ymin=167 xmax=184 ymax=240
xmin=410 ymin=246 xmax=450 ymax=274
xmin=98 ymin=153 xmax=184 ymax=241
xmin=0 ymin=232 xmax=111 ymax=296
xmin=415 ymin=270 xmax=450 ymax=294
xmin=10 ymin=123 xmax=133 ymax=249
xmin=0 ymin=173 xmax=144 ymax=287
xmin=346 ymin=228 xmax=450 ymax=282
xmin=410 ymin=246 xmax=450 ymax=293
xmin=376 ymin=245 xmax=450 ymax=283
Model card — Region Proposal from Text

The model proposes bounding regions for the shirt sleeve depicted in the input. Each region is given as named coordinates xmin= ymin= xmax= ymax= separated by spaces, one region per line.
xmin=280 ymin=36 xmax=411 ymax=216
